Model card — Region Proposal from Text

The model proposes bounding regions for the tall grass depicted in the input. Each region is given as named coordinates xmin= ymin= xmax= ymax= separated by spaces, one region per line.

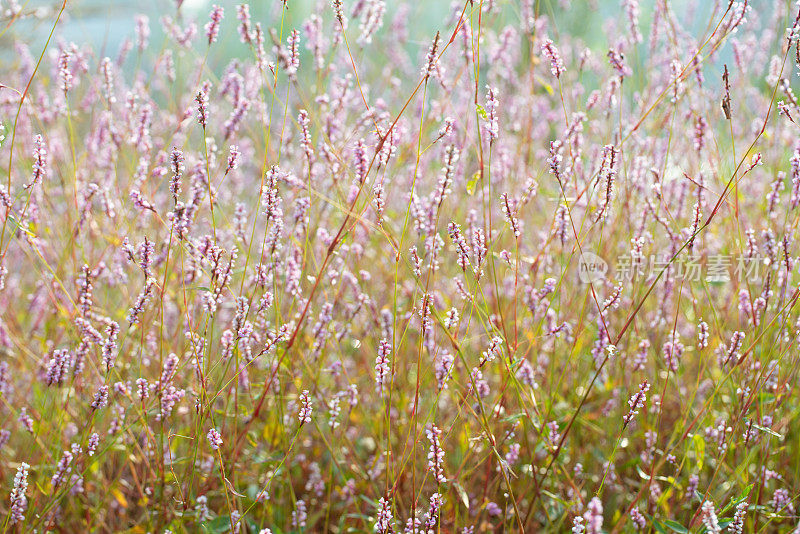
xmin=0 ymin=0 xmax=798 ymax=532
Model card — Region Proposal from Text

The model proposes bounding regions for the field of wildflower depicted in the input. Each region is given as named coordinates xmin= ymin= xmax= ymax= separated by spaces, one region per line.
xmin=0 ymin=0 xmax=799 ymax=531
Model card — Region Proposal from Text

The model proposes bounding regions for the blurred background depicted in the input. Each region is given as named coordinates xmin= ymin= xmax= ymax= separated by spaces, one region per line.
xmin=1 ymin=0 xmax=717 ymax=62
xmin=0 ymin=0 xmax=791 ymax=97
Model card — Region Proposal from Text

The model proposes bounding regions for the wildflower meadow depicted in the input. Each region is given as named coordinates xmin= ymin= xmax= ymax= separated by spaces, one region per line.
xmin=0 ymin=0 xmax=798 ymax=532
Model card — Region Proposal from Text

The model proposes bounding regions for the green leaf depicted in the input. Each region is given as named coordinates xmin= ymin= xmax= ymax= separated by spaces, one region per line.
xmin=753 ymin=424 xmax=783 ymax=438
xmin=357 ymin=493 xmax=379 ymax=509
xmin=738 ymin=483 xmax=754 ymax=501
xmin=691 ymin=433 xmax=705 ymax=471
xmin=722 ymin=484 xmax=753 ymax=514
xmin=200 ymin=517 xmax=234 ymax=533
xmin=466 ymin=171 xmax=480 ymax=195
xmin=662 ymin=519 xmax=689 ymax=533
xmin=540 ymin=489 xmax=570 ymax=505
xmin=476 ymin=104 xmax=487 ymax=119
xmin=636 ymin=465 xmax=651 ymax=480
xmin=757 ymin=392 xmax=776 ymax=403
xmin=453 ymin=481 xmax=470 ymax=509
